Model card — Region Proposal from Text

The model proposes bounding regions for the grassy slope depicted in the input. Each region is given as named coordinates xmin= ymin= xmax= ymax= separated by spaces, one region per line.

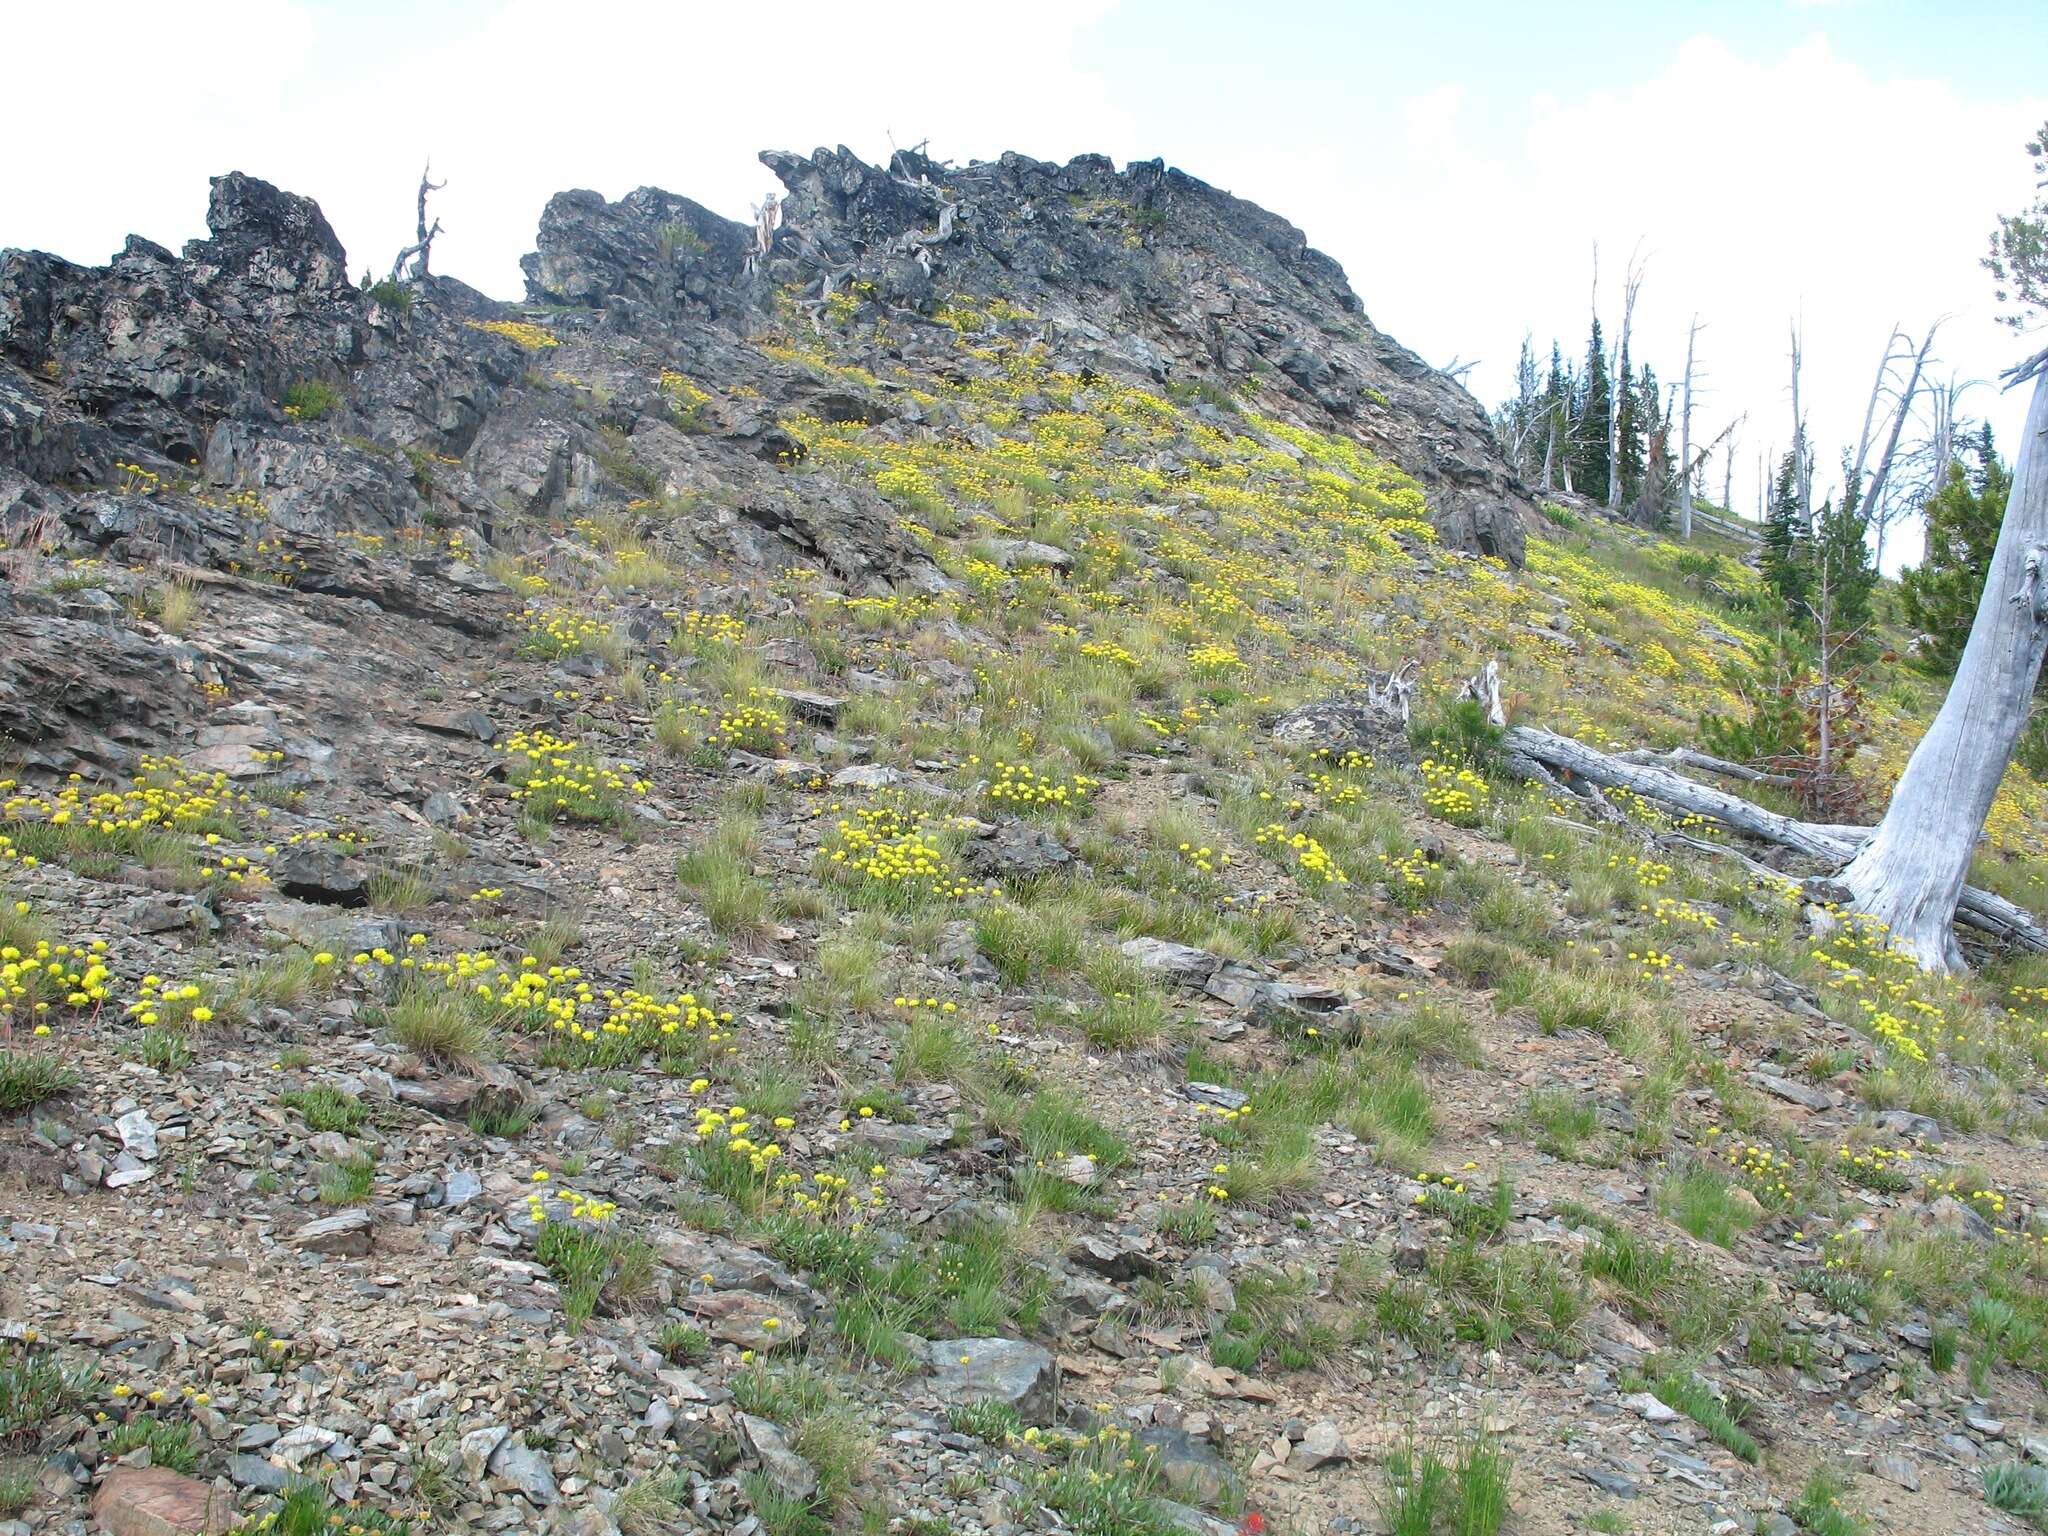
xmin=8 ymin=293 xmax=2048 ymax=1533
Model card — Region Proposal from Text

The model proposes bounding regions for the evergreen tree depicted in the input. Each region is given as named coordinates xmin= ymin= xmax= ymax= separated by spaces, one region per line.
xmin=1899 ymin=429 xmax=2014 ymax=674
xmin=1570 ymin=317 xmax=1611 ymax=502
xmin=1807 ymin=472 xmax=1878 ymax=646
xmin=1613 ymin=351 xmax=1644 ymax=502
xmin=1760 ymin=451 xmax=1808 ymax=607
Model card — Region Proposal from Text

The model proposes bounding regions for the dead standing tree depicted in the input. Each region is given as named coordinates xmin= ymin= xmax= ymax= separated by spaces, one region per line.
xmin=1831 ymin=349 xmax=2048 ymax=970
xmin=389 ymin=163 xmax=445 ymax=285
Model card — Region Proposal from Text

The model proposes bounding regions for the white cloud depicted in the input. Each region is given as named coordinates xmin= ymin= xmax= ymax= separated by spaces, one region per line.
xmin=1403 ymin=85 xmax=1467 ymax=147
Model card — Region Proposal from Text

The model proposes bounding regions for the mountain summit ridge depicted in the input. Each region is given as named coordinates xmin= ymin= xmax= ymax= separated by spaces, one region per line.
xmin=1 ymin=145 xmax=1528 ymax=571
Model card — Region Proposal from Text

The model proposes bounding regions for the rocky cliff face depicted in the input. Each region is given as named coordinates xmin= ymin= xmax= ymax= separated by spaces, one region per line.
xmin=3 ymin=147 xmax=1527 ymax=571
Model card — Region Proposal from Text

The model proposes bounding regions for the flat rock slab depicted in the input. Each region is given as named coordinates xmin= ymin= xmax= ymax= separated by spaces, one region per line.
xmin=678 ymin=1289 xmax=806 ymax=1350
xmin=1748 ymin=1071 xmax=1833 ymax=1111
xmin=924 ymin=1337 xmax=1057 ymax=1424
xmin=91 ymin=1466 xmax=235 ymax=1535
xmin=289 ymin=1206 xmax=373 ymax=1256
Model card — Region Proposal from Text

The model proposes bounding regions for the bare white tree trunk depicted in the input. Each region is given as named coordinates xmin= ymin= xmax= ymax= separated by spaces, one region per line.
xmin=1790 ymin=320 xmax=1813 ymax=528
xmin=1864 ymin=324 xmax=1938 ymax=560
xmin=1677 ymin=316 xmax=1699 ymax=538
xmin=1836 ymin=358 xmax=2048 ymax=971
xmin=1609 ymin=251 xmax=1645 ymax=514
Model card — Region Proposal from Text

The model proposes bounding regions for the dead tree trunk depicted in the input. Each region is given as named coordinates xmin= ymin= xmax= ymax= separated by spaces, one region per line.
xmin=1833 ymin=354 xmax=2048 ymax=971
xmin=1790 ymin=320 xmax=1813 ymax=529
xmin=1677 ymin=316 xmax=1699 ymax=538
xmin=388 ymin=163 xmax=445 ymax=285
xmin=1609 ymin=251 xmax=1646 ymax=515
xmin=1504 ymin=723 xmax=2048 ymax=954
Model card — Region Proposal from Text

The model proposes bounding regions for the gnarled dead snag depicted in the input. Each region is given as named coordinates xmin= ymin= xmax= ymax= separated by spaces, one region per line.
xmin=1830 ymin=354 xmax=2048 ymax=971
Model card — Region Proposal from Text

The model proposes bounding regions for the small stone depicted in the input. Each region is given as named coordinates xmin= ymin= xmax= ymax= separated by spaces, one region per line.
xmin=269 ymin=1425 xmax=338 ymax=1470
xmin=1121 ymin=937 xmax=1222 ymax=982
xmin=1290 ymin=1420 xmax=1349 ymax=1471
xmin=488 ymin=1432 xmax=560 ymax=1506
xmin=1871 ymin=1453 xmax=1919 ymax=1491
xmin=116 ymin=1110 xmax=159 ymax=1161
xmin=1621 ymin=1392 xmax=1678 ymax=1424
xmin=737 ymin=1414 xmax=818 ymax=1502
xmin=1749 ymin=1071 xmax=1833 ymax=1111
xmin=678 ymin=1289 xmax=806 ymax=1351
xmin=1966 ymin=1411 xmax=2006 ymax=1439
xmin=764 ymin=688 xmax=846 ymax=725
xmin=1580 ymin=1465 xmax=1638 ymax=1498
xmin=289 ymin=1207 xmax=373 ymax=1256
xmin=228 ymin=1453 xmax=290 ymax=1493
xmin=270 ymin=846 xmax=369 ymax=907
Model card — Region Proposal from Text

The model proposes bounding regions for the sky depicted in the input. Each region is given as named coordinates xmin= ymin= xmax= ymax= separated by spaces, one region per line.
xmin=6 ymin=0 xmax=2042 ymax=566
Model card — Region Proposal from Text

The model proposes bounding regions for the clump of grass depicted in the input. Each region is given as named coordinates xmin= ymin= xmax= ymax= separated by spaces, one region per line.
xmin=656 ymin=1321 xmax=708 ymax=1363
xmin=1631 ymin=1362 xmax=1758 ymax=1462
xmin=1790 ymin=1466 xmax=1869 ymax=1536
xmin=467 ymin=1094 xmax=535 ymax=1139
xmin=1377 ymin=1430 xmax=1512 ymax=1536
xmin=1495 ymin=961 xmax=1642 ymax=1041
xmin=317 ymin=1155 xmax=375 ymax=1206
xmin=0 ymin=1345 xmax=96 ymax=1439
xmin=535 ymin=1222 xmax=657 ymax=1328
xmin=241 ymin=1481 xmax=414 ymax=1534
xmin=384 ymin=988 xmax=494 ymax=1068
xmin=0 ymin=1051 xmax=77 ymax=1114
xmin=677 ymin=814 xmax=771 ymax=939
xmin=1211 ymin=1264 xmax=1332 ymax=1372
xmin=1981 ymin=1461 xmax=2048 ymax=1524
xmin=155 ymin=579 xmax=199 ymax=635
xmin=0 ymin=1457 xmax=33 ymax=1518
xmin=1372 ymin=999 xmax=1480 ymax=1067
xmin=613 ymin=1470 xmax=692 ymax=1536
xmin=893 ymin=1009 xmax=973 ymax=1083
xmin=282 ymin=378 xmax=343 ymax=419
xmin=948 ymin=1399 xmax=1024 ymax=1443
xmin=367 ymin=863 xmax=437 ymax=912
xmin=1525 ymin=1087 xmax=1599 ymax=1161
xmin=103 ymin=1413 xmax=199 ymax=1472
xmin=1658 ymin=1162 xmax=1758 ymax=1248
xmin=280 ymin=1084 xmax=365 ymax=1133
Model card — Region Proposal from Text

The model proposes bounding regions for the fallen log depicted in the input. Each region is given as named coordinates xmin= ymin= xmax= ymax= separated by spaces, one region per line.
xmin=1507 ymin=724 xmax=2048 ymax=955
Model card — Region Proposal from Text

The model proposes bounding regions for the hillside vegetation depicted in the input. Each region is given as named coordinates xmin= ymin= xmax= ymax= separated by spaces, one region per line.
xmin=3 ymin=152 xmax=2048 ymax=1536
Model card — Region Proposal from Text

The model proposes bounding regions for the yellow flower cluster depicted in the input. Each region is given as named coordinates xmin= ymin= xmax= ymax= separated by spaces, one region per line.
xmin=500 ymin=729 xmax=648 ymax=821
xmin=1177 ymin=841 xmax=1229 ymax=875
xmin=982 ymin=760 xmax=1098 ymax=812
xmin=518 ymin=605 xmax=613 ymax=658
xmin=704 ymin=693 xmax=788 ymax=755
xmin=1254 ymin=822 xmax=1346 ymax=885
xmin=823 ymin=801 xmax=985 ymax=906
xmin=1379 ymin=848 xmax=1434 ymax=909
xmin=2 ymin=927 xmax=112 ymax=1030
xmin=1419 ymin=758 xmax=1488 ymax=826
xmin=1187 ymin=642 xmax=1243 ymax=677
xmin=126 ymin=976 xmax=212 ymax=1030
xmin=1079 ymin=640 xmax=1138 ymax=668
xmin=675 ymin=610 xmax=745 ymax=645
xmin=526 ymin=1169 xmax=617 ymax=1226
xmin=467 ymin=317 xmax=559 ymax=349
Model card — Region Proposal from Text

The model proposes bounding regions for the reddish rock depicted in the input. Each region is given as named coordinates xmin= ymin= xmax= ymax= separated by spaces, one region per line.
xmin=91 ymin=1467 xmax=234 ymax=1536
